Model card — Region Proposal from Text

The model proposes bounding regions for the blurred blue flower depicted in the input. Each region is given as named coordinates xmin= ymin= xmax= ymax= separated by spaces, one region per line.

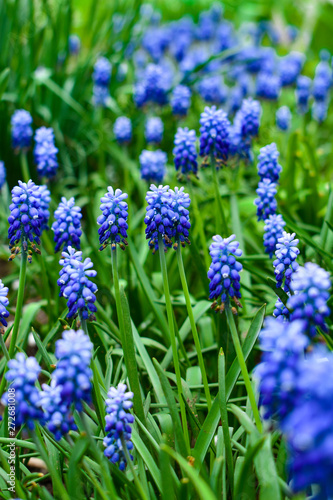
xmin=69 ymin=34 xmax=80 ymax=55
xmin=145 ymin=117 xmax=164 ymax=144
xmin=276 ymin=106 xmax=291 ymax=131
xmin=273 ymin=231 xmax=300 ymax=291
xmin=279 ymin=52 xmax=304 ymax=86
xmin=52 ymin=197 xmax=82 ymax=252
xmin=11 ymin=110 xmax=33 ymax=150
xmin=254 ymin=179 xmax=277 ymax=221
xmin=34 ymin=127 xmax=59 ymax=178
xmin=0 ymin=280 xmax=9 ymax=331
xmin=134 ymin=63 xmax=170 ymax=107
xmin=171 ymin=85 xmax=191 ymax=116
xmin=97 ymin=187 xmax=128 ymax=251
xmin=113 ymin=117 xmax=132 ymax=143
xmin=296 ymin=75 xmax=311 ymax=114
xmin=0 ymin=161 xmax=6 ymax=189
xmin=173 ymin=127 xmax=198 ymax=176
xmin=93 ymin=57 xmax=112 ymax=86
xmin=140 ymin=149 xmax=167 ymax=183
xmin=256 ymin=72 xmax=281 ymax=100
xmin=235 ymin=97 xmax=261 ymax=140
xmin=197 ymin=76 xmax=228 ymax=104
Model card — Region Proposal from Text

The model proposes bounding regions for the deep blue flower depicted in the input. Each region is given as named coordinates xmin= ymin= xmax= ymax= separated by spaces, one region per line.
xmin=144 ymin=184 xmax=174 ymax=252
xmin=257 ymin=143 xmax=282 ymax=182
xmin=113 ymin=117 xmax=132 ymax=143
xmin=140 ymin=149 xmax=167 ymax=183
xmin=52 ymin=197 xmax=82 ymax=252
xmin=273 ymin=232 xmax=300 ymax=291
xmin=312 ymin=100 xmax=328 ymax=123
xmin=142 ymin=25 xmax=171 ymax=62
xmin=214 ymin=21 xmax=236 ymax=52
xmin=255 ymin=318 xmax=308 ymax=421
xmin=97 ymin=187 xmax=128 ymax=251
xmin=296 ymin=75 xmax=311 ymax=114
xmin=173 ymin=127 xmax=198 ymax=176
xmin=2 ymin=353 xmax=43 ymax=430
xmin=276 ymin=106 xmax=291 ymax=131
xmin=11 ymin=110 xmax=33 ymax=150
xmin=207 ymin=234 xmax=243 ymax=311
xmin=93 ymin=57 xmax=112 ymax=86
xmin=170 ymin=85 xmax=191 ymax=116
xmin=38 ymin=185 xmax=51 ymax=233
xmin=145 ymin=117 xmax=164 ymax=144
xmin=197 ymin=76 xmax=228 ymax=104
xmin=58 ymin=247 xmax=98 ymax=320
xmin=40 ymin=329 xmax=93 ymax=440
xmin=0 ymin=280 xmax=9 ymax=332
xmin=235 ymin=98 xmax=261 ymax=140
xmin=57 ymin=246 xmax=82 ymax=295
xmin=8 ymin=180 xmax=44 ymax=261
xmin=313 ymin=75 xmax=330 ymax=103
xmin=134 ymin=63 xmax=170 ymax=107
xmin=0 ymin=161 xmax=6 ymax=189
xmin=263 ymin=214 xmax=286 ymax=258
xmin=34 ymin=127 xmax=59 ymax=178
xmin=273 ymin=297 xmax=290 ymax=322
xmin=199 ymin=106 xmax=230 ymax=166
xmin=103 ymin=383 xmax=134 ymax=470
xmin=69 ymin=34 xmax=80 ymax=55
xmin=168 ymin=186 xmax=191 ymax=248
xmin=254 ymin=179 xmax=277 ymax=221
xmin=279 ymin=52 xmax=304 ymax=86
xmin=287 ymin=263 xmax=330 ymax=337
xmin=256 ymin=72 xmax=281 ymax=100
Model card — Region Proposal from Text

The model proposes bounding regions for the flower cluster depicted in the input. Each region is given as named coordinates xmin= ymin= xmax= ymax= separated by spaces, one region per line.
xmin=40 ymin=329 xmax=93 ymax=440
xmin=139 ymin=149 xmax=167 ymax=183
xmin=296 ymin=75 xmax=311 ymax=114
xmin=145 ymin=117 xmax=164 ymax=144
xmin=134 ymin=63 xmax=170 ymax=107
xmin=279 ymin=52 xmax=304 ymax=86
xmin=103 ymin=384 xmax=134 ymax=470
xmin=276 ymin=105 xmax=291 ymax=131
xmin=97 ymin=187 xmax=128 ymax=251
xmin=207 ymin=234 xmax=243 ymax=312
xmin=273 ymin=231 xmax=300 ymax=291
xmin=197 ymin=76 xmax=228 ymax=104
xmin=171 ymin=85 xmax=191 ymax=116
xmin=93 ymin=57 xmax=111 ymax=106
xmin=0 ymin=161 xmax=6 ymax=189
xmin=113 ymin=117 xmax=132 ymax=143
xmin=173 ymin=127 xmax=198 ymax=176
xmin=273 ymin=297 xmax=290 ymax=322
xmin=257 ymin=143 xmax=282 ymax=182
xmin=38 ymin=185 xmax=51 ymax=233
xmin=235 ymin=98 xmax=261 ymax=139
xmin=34 ymin=127 xmax=59 ymax=178
xmin=11 ymin=110 xmax=33 ymax=150
xmin=168 ymin=187 xmax=191 ymax=248
xmin=263 ymin=214 xmax=286 ymax=258
xmin=254 ymin=179 xmax=277 ymax=221
xmin=58 ymin=247 xmax=98 ymax=320
xmin=8 ymin=180 xmax=44 ymax=261
xmin=287 ymin=263 xmax=331 ymax=337
xmin=199 ymin=106 xmax=230 ymax=166
xmin=2 ymin=353 xmax=43 ymax=429
xmin=256 ymin=72 xmax=281 ymax=100
xmin=52 ymin=197 xmax=82 ymax=252
xmin=0 ymin=280 xmax=9 ymax=333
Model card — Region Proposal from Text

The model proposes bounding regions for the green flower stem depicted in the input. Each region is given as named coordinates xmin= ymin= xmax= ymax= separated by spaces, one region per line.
xmin=188 ymin=182 xmax=210 ymax=269
xmin=121 ymin=435 xmax=148 ymax=500
xmin=158 ymin=234 xmax=190 ymax=452
xmin=111 ymin=246 xmax=126 ymax=344
xmin=176 ymin=245 xmax=212 ymax=409
xmin=211 ymin=156 xmax=227 ymax=235
xmin=225 ymin=304 xmax=262 ymax=433
xmin=20 ymin=152 xmax=30 ymax=183
xmin=39 ymin=252 xmax=53 ymax=324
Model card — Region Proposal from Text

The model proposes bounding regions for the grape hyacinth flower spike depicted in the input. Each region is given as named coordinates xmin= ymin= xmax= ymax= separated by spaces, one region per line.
xmin=273 ymin=231 xmax=300 ymax=291
xmin=171 ymin=85 xmax=191 ymax=116
xmin=173 ymin=127 xmax=198 ymax=177
xmin=11 ymin=110 xmax=33 ymax=151
xmin=207 ymin=234 xmax=243 ymax=313
xmin=263 ymin=214 xmax=286 ymax=258
xmin=103 ymin=383 xmax=134 ymax=470
xmin=139 ymin=150 xmax=167 ymax=184
xmin=37 ymin=185 xmax=51 ymax=233
xmin=0 ymin=280 xmax=10 ymax=333
xmin=0 ymin=161 xmax=6 ymax=189
xmin=97 ymin=187 xmax=128 ymax=251
xmin=145 ymin=117 xmax=164 ymax=144
xmin=168 ymin=186 xmax=191 ymax=249
xmin=93 ymin=57 xmax=112 ymax=107
xmin=254 ymin=179 xmax=277 ymax=221
xmin=276 ymin=106 xmax=292 ymax=131
xmin=113 ymin=117 xmax=132 ymax=144
xmin=257 ymin=143 xmax=282 ymax=182
xmin=199 ymin=105 xmax=230 ymax=167
xmin=34 ymin=127 xmax=59 ymax=179
xmin=8 ymin=180 xmax=44 ymax=262
xmin=52 ymin=197 xmax=82 ymax=252
xmin=144 ymin=184 xmax=174 ymax=253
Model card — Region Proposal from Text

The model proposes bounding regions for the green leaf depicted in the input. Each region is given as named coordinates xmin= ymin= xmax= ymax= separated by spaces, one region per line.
xmin=234 ymin=437 xmax=265 ymax=500
xmin=0 ymin=68 xmax=10 ymax=99
xmin=66 ymin=436 xmax=89 ymax=499
xmin=31 ymin=328 xmax=53 ymax=372
xmin=18 ymin=300 xmax=47 ymax=349
xmin=267 ymin=278 xmax=289 ymax=306
xmin=131 ymin=428 xmax=162 ymax=493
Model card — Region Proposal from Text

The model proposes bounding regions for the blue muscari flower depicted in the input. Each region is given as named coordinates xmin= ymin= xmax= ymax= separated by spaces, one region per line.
xmin=235 ymin=97 xmax=261 ymax=140
xmin=197 ymin=76 xmax=228 ymax=105
xmin=57 ymin=246 xmax=82 ymax=295
xmin=97 ymin=187 xmax=128 ymax=251
xmin=170 ymin=85 xmax=191 ymax=116
xmin=11 ymin=110 xmax=33 ymax=150
xmin=256 ymin=72 xmax=281 ymax=100
xmin=228 ymin=86 xmax=243 ymax=114
xmin=93 ymin=84 xmax=109 ymax=107
xmin=38 ymin=185 xmax=51 ymax=233
xmin=287 ymin=263 xmax=331 ymax=338
xmin=0 ymin=280 xmax=9 ymax=331
xmin=93 ymin=57 xmax=112 ymax=86
xmin=273 ymin=231 xmax=300 ymax=291
xmin=273 ymin=297 xmax=290 ymax=322
xmin=228 ymin=124 xmax=252 ymax=163
xmin=296 ymin=75 xmax=311 ymax=114
xmin=276 ymin=106 xmax=291 ymax=131
xmin=168 ymin=186 xmax=191 ymax=248
xmin=312 ymin=100 xmax=328 ymax=123
xmin=103 ymin=383 xmax=134 ymax=470
xmin=257 ymin=143 xmax=282 ymax=182
xmin=255 ymin=318 xmax=308 ymax=421
xmin=34 ymin=127 xmax=59 ymax=178
xmin=207 ymin=234 xmax=243 ymax=311
xmin=199 ymin=106 xmax=230 ymax=166
xmin=134 ymin=63 xmax=170 ymax=107
xmin=313 ymin=75 xmax=330 ymax=102
xmin=69 ymin=34 xmax=80 ymax=55
xmin=145 ymin=117 xmax=164 ymax=144
xmin=52 ymin=197 xmax=82 ymax=252
xmin=113 ymin=117 xmax=132 ymax=143
xmin=142 ymin=25 xmax=171 ymax=62
xmin=254 ymin=179 xmax=277 ymax=221
xmin=0 ymin=161 xmax=6 ymax=189
xmin=144 ymin=184 xmax=174 ymax=252
xmin=173 ymin=127 xmax=198 ymax=176
xmin=8 ymin=180 xmax=44 ymax=261
xmin=40 ymin=329 xmax=93 ymax=440
xmin=279 ymin=52 xmax=304 ymax=86
xmin=140 ymin=149 xmax=167 ymax=183
xmin=58 ymin=247 xmax=98 ymax=320
xmin=263 ymin=214 xmax=286 ymax=258
xmin=2 ymin=353 xmax=43 ymax=429
xmin=281 ymin=349 xmax=333 ymax=498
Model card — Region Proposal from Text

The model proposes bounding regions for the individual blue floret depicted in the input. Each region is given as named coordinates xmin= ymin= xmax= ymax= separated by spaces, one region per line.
xmin=254 ymin=179 xmax=277 ymax=221
xmin=263 ymin=214 xmax=286 ymax=258
xmin=11 ymin=110 xmax=33 ymax=151
xmin=52 ymin=197 xmax=82 ymax=252
xmin=170 ymin=85 xmax=191 ymax=116
xmin=273 ymin=231 xmax=300 ymax=291
xmin=276 ymin=106 xmax=291 ymax=131
xmin=97 ymin=187 xmax=128 ymax=251
xmin=173 ymin=127 xmax=198 ymax=177
xmin=273 ymin=297 xmax=290 ymax=322
xmin=140 ymin=149 xmax=167 ymax=183
xmin=145 ymin=117 xmax=164 ymax=144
